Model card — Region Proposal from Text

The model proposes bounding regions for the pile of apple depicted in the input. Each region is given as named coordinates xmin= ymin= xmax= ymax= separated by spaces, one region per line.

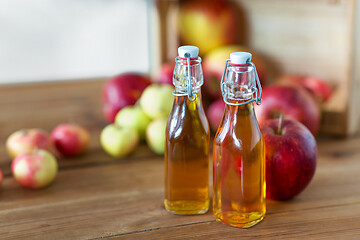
xmin=174 ymin=0 xmax=333 ymax=133
xmin=161 ymin=0 xmax=334 ymax=200
xmin=5 ymin=124 xmax=90 ymax=189
xmin=100 ymin=74 xmax=174 ymax=157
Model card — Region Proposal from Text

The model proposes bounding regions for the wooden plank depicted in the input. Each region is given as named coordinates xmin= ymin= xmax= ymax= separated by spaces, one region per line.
xmin=1 ymin=77 xmax=360 ymax=238
xmin=0 ymin=79 xmax=106 ymax=136
xmin=0 ymin=79 xmax=158 ymax=176
xmin=112 ymin=203 xmax=360 ymax=239
xmin=0 ymin=140 xmax=156 ymax=177
xmin=0 ymin=136 xmax=359 ymax=239
xmin=236 ymin=0 xmax=355 ymax=136
xmin=0 ymin=158 xmax=203 ymax=239
xmin=236 ymin=0 xmax=352 ymax=84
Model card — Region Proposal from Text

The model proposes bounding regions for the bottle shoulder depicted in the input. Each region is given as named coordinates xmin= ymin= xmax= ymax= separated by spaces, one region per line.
xmin=214 ymin=111 xmax=263 ymax=149
xmin=167 ymin=98 xmax=209 ymax=140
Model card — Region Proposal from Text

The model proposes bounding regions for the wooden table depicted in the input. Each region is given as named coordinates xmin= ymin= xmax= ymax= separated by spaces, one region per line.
xmin=0 ymin=80 xmax=360 ymax=239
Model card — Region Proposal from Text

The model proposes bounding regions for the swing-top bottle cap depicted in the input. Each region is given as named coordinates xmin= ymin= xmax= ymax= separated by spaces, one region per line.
xmin=178 ymin=45 xmax=199 ymax=58
xmin=230 ymin=52 xmax=252 ymax=64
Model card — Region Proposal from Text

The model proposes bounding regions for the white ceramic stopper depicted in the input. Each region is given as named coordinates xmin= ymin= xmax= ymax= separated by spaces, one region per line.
xmin=230 ymin=52 xmax=252 ymax=64
xmin=178 ymin=46 xmax=199 ymax=58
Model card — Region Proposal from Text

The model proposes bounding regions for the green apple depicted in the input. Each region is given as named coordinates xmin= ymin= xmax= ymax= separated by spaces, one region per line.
xmin=100 ymin=124 xmax=139 ymax=158
xmin=115 ymin=105 xmax=151 ymax=140
xmin=140 ymin=84 xmax=174 ymax=119
xmin=146 ymin=119 xmax=167 ymax=155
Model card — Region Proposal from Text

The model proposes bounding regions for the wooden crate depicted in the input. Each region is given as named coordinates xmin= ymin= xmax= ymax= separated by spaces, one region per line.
xmin=149 ymin=0 xmax=360 ymax=136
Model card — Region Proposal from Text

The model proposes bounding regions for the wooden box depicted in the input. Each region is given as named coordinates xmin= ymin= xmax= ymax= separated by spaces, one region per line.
xmin=149 ymin=0 xmax=360 ymax=136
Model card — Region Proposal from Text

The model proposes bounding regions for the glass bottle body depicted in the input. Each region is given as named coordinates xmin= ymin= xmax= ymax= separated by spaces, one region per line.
xmin=213 ymin=63 xmax=265 ymax=227
xmin=164 ymin=57 xmax=210 ymax=215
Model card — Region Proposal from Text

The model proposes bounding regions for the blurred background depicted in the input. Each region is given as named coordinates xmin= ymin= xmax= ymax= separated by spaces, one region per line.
xmin=0 ymin=0 xmax=359 ymax=136
xmin=0 ymin=0 xmax=150 ymax=84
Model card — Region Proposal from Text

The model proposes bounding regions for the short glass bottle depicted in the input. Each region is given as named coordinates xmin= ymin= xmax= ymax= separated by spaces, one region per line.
xmin=164 ymin=46 xmax=210 ymax=215
xmin=213 ymin=52 xmax=266 ymax=227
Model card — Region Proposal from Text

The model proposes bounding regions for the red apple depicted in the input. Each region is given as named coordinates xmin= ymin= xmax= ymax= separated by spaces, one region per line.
xmin=277 ymin=75 xmax=333 ymax=103
xmin=261 ymin=118 xmax=317 ymax=200
xmin=102 ymin=73 xmax=151 ymax=123
xmin=203 ymin=45 xmax=268 ymax=99
xmin=158 ymin=62 xmax=175 ymax=85
xmin=255 ymin=85 xmax=320 ymax=135
xmin=12 ymin=149 xmax=58 ymax=189
xmin=177 ymin=0 xmax=237 ymax=55
xmin=207 ymin=99 xmax=225 ymax=131
xmin=6 ymin=128 xmax=53 ymax=159
xmin=51 ymin=124 xmax=90 ymax=157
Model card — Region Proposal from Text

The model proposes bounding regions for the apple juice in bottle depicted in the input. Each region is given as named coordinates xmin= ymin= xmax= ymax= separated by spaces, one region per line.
xmin=213 ymin=52 xmax=265 ymax=227
xmin=165 ymin=46 xmax=210 ymax=215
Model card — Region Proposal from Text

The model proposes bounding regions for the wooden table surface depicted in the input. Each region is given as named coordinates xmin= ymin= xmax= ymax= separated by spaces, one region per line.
xmin=0 ymin=79 xmax=360 ymax=240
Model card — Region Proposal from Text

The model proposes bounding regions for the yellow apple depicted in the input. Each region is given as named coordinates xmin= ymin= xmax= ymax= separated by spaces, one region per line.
xmin=203 ymin=45 xmax=268 ymax=99
xmin=177 ymin=0 xmax=237 ymax=55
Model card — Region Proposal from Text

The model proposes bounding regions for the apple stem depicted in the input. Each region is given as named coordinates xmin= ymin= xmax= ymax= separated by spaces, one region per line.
xmin=277 ymin=114 xmax=284 ymax=134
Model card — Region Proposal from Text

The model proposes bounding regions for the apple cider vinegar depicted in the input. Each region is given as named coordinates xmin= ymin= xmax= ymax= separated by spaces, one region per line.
xmin=165 ymin=46 xmax=210 ymax=215
xmin=213 ymin=52 xmax=265 ymax=227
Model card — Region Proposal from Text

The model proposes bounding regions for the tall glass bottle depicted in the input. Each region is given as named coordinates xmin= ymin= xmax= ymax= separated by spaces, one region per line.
xmin=165 ymin=46 xmax=210 ymax=215
xmin=213 ymin=52 xmax=265 ymax=227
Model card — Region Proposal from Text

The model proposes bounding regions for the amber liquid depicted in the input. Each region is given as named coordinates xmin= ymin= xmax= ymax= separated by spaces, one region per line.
xmin=213 ymin=102 xmax=265 ymax=227
xmin=165 ymin=92 xmax=210 ymax=215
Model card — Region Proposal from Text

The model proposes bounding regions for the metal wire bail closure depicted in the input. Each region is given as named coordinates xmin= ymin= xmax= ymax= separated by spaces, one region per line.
xmin=220 ymin=59 xmax=263 ymax=106
xmin=184 ymin=52 xmax=196 ymax=101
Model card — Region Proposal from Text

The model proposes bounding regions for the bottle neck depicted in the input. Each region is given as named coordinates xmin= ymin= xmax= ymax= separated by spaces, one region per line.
xmin=174 ymin=90 xmax=204 ymax=105
xmin=222 ymin=63 xmax=257 ymax=104
xmin=223 ymin=100 xmax=256 ymax=118
xmin=173 ymin=57 xmax=203 ymax=95
xmin=174 ymin=85 xmax=201 ymax=95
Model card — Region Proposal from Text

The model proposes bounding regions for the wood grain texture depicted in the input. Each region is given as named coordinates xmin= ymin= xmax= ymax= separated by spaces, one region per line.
xmin=236 ymin=0 xmax=358 ymax=136
xmin=0 ymin=79 xmax=155 ymax=176
xmin=0 ymin=80 xmax=360 ymax=239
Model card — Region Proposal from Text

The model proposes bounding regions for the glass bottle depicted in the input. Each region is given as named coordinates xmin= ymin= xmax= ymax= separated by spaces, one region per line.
xmin=165 ymin=46 xmax=210 ymax=215
xmin=213 ymin=52 xmax=266 ymax=227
